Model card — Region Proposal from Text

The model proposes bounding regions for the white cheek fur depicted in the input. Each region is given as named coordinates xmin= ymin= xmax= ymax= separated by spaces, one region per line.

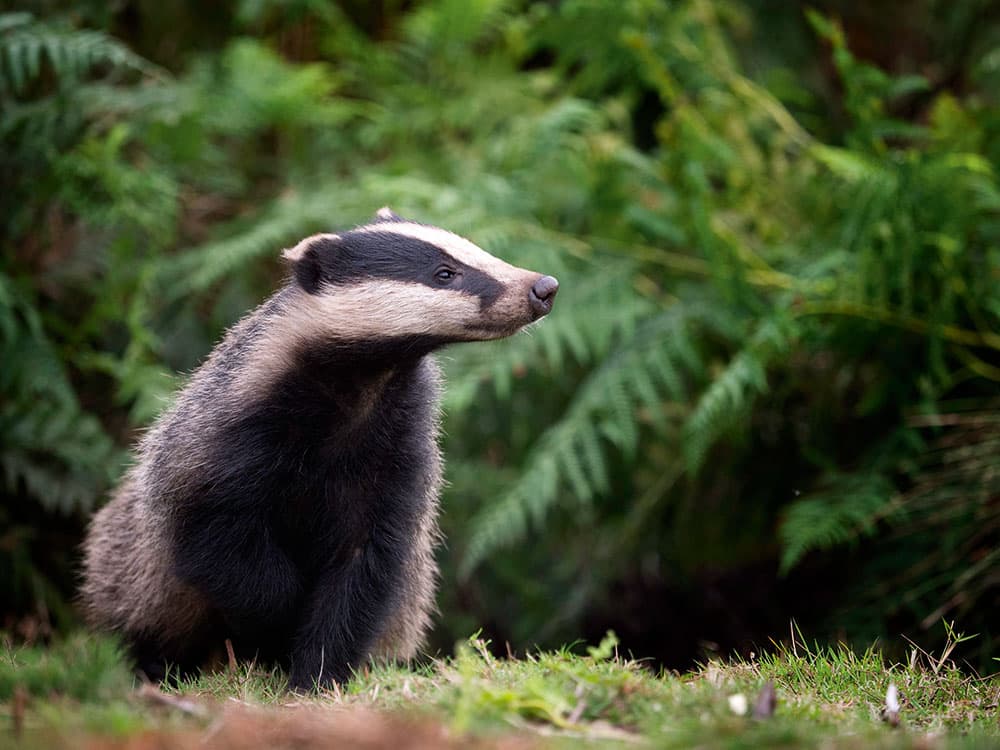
xmin=231 ymin=283 xmax=480 ymax=396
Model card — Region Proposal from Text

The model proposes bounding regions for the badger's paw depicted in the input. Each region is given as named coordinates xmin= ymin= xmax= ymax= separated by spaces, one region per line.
xmin=287 ymin=662 xmax=350 ymax=694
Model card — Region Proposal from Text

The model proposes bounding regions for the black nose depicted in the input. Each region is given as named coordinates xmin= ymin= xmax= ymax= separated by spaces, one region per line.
xmin=529 ymin=275 xmax=559 ymax=316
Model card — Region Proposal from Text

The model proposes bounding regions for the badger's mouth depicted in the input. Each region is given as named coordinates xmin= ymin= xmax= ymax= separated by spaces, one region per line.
xmin=463 ymin=320 xmax=532 ymax=339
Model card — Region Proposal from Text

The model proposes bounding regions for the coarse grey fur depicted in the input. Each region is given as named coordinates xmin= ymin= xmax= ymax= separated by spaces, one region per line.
xmin=80 ymin=293 xmax=442 ymax=665
xmin=79 ymin=213 xmax=558 ymax=688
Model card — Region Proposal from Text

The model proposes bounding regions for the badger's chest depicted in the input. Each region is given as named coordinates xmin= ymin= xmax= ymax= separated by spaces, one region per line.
xmin=259 ymin=353 xmax=440 ymax=578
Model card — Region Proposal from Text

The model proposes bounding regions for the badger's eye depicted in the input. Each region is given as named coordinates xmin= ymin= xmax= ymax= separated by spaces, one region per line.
xmin=434 ymin=268 xmax=457 ymax=283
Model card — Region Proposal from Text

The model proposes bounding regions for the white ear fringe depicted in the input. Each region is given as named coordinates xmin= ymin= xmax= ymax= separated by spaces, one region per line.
xmin=281 ymin=233 xmax=339 ymax=262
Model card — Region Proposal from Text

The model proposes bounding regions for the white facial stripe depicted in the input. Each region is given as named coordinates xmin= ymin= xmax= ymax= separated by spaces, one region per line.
xmin=358 ymin=222 xmax=527 ymax=284
xmin=282 ymin=233 xmax=339 ymax=262
xmin=305 ymin=280 xmax=480 ymax=338
xmin=272 ymin=282 xmax=478 ymax=346
xmin=232 ymin=283 xmax=480 ymax=396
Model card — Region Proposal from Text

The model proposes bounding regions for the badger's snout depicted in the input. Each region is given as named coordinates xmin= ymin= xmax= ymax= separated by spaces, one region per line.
xmin=529 ymin=275 xmax=559 ymax=318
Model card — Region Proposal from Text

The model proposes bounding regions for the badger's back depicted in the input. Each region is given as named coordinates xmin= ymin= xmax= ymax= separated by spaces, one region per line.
xmin=80 ymin=476 xmax=215 ymax=659
xmin=78 ymin=298 xmax=290 ymax=667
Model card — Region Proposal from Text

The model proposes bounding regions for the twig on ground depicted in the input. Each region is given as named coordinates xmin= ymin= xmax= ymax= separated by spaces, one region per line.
xmin=138 ymin=683 xmax=209 ymax=718
xmin=12 ymin=686 xmax=26 ymax=738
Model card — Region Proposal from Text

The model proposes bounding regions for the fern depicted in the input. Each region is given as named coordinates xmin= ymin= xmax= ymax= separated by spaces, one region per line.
xmin=0 ymin=273 xmax=120 ymax=515
xmin=459 ymin=302 xmax=701 ymax=575
xmin=683 ymin=315 xmax=796 ymax=473
xmin=0 ymin=12 xmax=157 ymax=95
xmin=403 ymin=0 xmax=514 ymax=51
xmin=5 ymin=0 xmax=1000 ymax=657
xmin=0 ymin=10 xmax=168 ymax=626
xmin=778 ymin=474 xmax=895 ymax=574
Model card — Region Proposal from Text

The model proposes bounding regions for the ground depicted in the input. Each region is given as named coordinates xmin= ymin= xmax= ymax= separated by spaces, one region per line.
xmin=3 ymin=630 xmax=998 ymax=749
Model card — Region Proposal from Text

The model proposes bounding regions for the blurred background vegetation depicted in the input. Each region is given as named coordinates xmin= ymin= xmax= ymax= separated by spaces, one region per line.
xmin=2 ymin=0 xmax=998 ymax=671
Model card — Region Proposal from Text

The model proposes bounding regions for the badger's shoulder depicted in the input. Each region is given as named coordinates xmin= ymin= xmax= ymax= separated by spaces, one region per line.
xmin=138 ymin=284 xmax=444 ymax=494
xmin=134 ymin=290 xmax=294 ymax=484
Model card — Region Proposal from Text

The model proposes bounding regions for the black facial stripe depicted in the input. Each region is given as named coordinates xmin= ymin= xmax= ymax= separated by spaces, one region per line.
xmin=304 ymin=231 xmax=504 ymax=307
xmin=461 ymin=264 xmax=503 ymax=309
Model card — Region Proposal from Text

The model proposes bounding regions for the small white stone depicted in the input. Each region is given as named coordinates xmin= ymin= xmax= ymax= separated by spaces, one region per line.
xmin=728 ymin=693 xmax=749 ymax=716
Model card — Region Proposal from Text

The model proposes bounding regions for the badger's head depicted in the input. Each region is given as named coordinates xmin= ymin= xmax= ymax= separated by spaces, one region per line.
xmin=280 ymin=208 xmax=558 ymax=347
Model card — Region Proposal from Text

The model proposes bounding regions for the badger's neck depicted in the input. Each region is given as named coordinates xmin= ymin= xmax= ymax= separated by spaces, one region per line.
xmin=143 ymin=286 xmax=443 ymax=501
xmin=199 ymin=288 xmax=441 ymax=455
xmin=224 ymin=284 xmax=448 ymax=400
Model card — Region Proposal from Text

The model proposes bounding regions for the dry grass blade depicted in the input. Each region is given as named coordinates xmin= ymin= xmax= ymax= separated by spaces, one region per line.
xmin=225 ymin=638 xmax=237 ymax=672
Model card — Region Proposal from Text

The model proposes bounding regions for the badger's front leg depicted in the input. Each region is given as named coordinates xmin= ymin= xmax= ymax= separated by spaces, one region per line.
xmin=172 ymin=499 xmax=303 ymax=646
xmin=288 ymin=518 xmax=411 ymax=691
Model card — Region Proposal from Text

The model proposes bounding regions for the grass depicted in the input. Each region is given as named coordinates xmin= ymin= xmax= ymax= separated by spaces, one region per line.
xmin=2 ymin=628 xmax=998 ymax=749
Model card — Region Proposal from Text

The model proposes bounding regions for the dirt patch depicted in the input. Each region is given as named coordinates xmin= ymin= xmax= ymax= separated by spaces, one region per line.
xmin=67 ymin=703 xmax=534 ymax=750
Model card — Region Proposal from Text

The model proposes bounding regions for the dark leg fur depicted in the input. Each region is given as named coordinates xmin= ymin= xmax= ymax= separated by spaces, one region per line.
xmin=172 ymin=504 xmax=302 ymax=653
xmin=130 ymin=633 xmax=212 ymax=686
xmin=164 ymin=355 xmax=436 ymax=690
xmin=288 ymin=520 xmax=410 ymax=691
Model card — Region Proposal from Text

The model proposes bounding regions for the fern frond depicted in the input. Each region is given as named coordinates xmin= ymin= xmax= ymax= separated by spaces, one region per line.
xmin=444 ymin=262 xmax=652 ymax=410
xmin=0 ymin=274 xmax=120 ymax=514
xmin=156 ymin=186 xmax=362 ymax=297
xmin=403 ymin=0 xmax=515 ymax=50
xmin=0 ymin=13 xmax=158 ymax=96
xmin=683 ymin=315 xmax=795 ymax=472
xmin=1 ymin=401 xmax=119 ymax=514
xmin=778 ymin=474 xmax=895 ymax=574
xmin=459 ymin=305 xmax=701 ymax=575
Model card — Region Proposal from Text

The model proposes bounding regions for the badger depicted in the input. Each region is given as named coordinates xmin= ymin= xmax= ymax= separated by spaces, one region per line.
xmin=79 ymin=209 xmax=558 ymax=690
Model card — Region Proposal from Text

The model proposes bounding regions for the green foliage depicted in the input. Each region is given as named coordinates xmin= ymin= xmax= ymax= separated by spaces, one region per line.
xmin=0 ymin=13 xmax=154 ymax=95
xmin=0 ymin=633 xmax=132 ymax=701
xmin=779 ymin=474 xmax=894 ymax=574
xmin=2 ymin=0 xmax=999 ymax=667
xmin=459 ymin=297 xmax=699 ymax=575
xmin=806 ymin=10 xmax=930 ymax=151
xmin=683 ymin=316 xmax=796 ymax=473
xmin=0 ymin=274 xmax=120 ymax=515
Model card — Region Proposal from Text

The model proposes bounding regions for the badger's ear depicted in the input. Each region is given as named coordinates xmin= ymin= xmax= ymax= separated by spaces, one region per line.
xmin=283 ymin=234 xmax=337 ymax=294
xmin=375 ymin=206 xmax=406 ymax=223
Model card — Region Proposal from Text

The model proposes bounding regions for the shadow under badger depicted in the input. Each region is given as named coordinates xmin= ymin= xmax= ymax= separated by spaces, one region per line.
xmin=79 ymin=209 xmax=558 ymax=690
